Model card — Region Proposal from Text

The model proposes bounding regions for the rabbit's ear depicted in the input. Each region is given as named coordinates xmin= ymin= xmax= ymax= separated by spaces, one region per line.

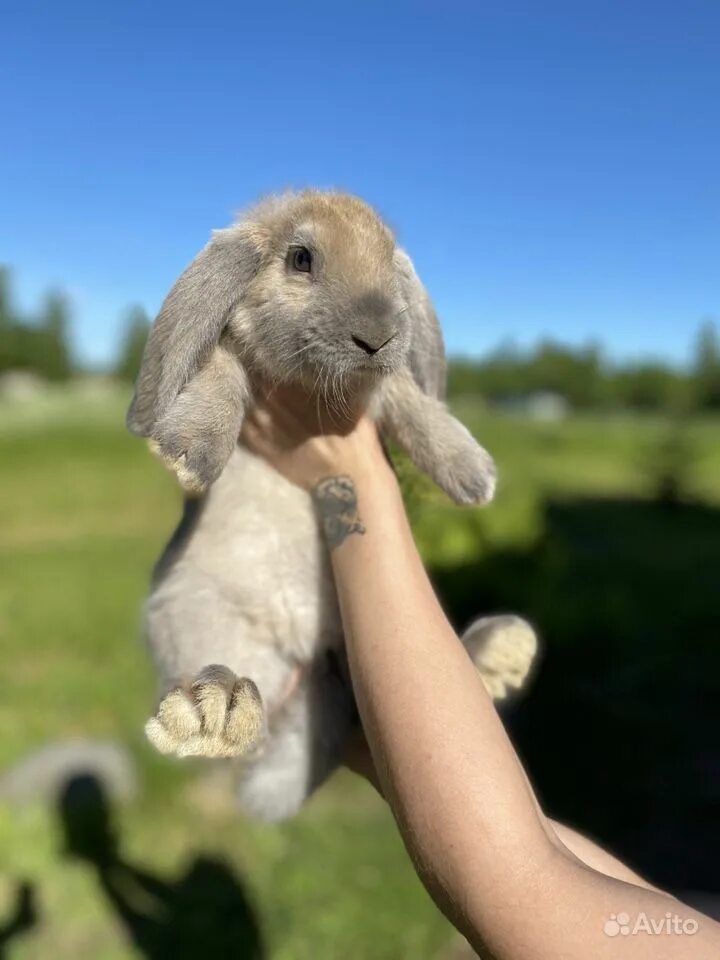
xmin=377 ymin=249 xmax=496 ymax=504
xmin=127 ymin=226 xmax=260 ymax=437
xmin=393 ymin=248 xmax=446 ymax=400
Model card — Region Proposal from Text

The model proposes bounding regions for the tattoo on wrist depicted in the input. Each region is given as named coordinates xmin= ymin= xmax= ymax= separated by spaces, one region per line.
xmin=312 ymin=475 xmax=366 ymax=551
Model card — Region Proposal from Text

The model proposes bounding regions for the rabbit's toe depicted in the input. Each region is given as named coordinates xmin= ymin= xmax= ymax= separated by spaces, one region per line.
xmin=462 ymin=614 xmax=538 ymax=701
xmin=145 ymin=666 xmax=264 ymax=759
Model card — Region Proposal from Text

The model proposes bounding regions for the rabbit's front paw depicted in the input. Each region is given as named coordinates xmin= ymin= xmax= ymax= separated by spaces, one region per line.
xmin=148 ymin=438 xmax=207 ymax=494
xmin=148 ymin=422 xmax=235 ymax=494
xmin=430 ymin=422 xmax=497 ymax=505
xmin=145 ymin=665 xmax=264 ymax=759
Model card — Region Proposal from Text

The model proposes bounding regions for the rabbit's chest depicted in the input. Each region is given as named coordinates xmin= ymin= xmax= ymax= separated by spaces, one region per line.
xmin=186 ymin=448 xmax=343 ymax=661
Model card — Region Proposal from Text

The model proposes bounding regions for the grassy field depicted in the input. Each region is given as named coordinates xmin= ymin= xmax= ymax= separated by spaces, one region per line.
xmin=1 ymin=385 xmax=718 ymax=958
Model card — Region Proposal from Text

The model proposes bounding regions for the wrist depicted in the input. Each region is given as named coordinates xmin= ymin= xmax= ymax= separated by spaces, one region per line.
xmin=315 ymin=448 xmax=395 ymax=496
xmin=310 ymin=457 xmax=399 ymax=551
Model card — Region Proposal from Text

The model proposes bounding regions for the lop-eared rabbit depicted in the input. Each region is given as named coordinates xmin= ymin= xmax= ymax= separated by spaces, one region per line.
xmin=129 ymin=191 xmax=537 ymax=820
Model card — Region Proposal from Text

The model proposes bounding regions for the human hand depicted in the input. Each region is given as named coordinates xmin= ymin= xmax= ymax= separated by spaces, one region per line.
xmin=240 ymin=383 xmax=391 ymax=492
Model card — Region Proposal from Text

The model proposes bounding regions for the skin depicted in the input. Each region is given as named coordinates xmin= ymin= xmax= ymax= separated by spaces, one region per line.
xmin=241 ymin=387 xmax=720 ymax=960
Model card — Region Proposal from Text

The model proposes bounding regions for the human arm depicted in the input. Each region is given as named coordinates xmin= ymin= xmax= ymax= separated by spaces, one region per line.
xmin=344 ymin=728 xmax=667 ymax=892
xmin=242 ymin=392 xmax=719 ymax=959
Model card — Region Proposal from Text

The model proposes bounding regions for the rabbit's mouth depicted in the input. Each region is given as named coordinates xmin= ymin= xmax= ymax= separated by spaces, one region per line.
xmin=282 ymin=353 xmax=396 ymax=399
xmin=351 ymin=357 xmax=396 ymax=376
xmin=333 ymin=347 xmax=401 ymax=380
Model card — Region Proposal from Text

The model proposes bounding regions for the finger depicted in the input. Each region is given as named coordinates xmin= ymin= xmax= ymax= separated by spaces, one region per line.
xmin=261 ymin=380 xmax=308 ymax=405
xmin=243 ymin=404 xmax=290 ymax=446
xmin=243 ymin=403 xmax=274 ymax=430
xmin=239 ymin=417 xmax=258 ymax=446
xmin=241 ymin=409 xmax=298 ymax=460
xmin=259 ymin=387 xmax=315 ymax=431
xmin=240 ymin=419 xmax=275 ymax=456
xmin=249 ymin=394 xmax=320 ymax=446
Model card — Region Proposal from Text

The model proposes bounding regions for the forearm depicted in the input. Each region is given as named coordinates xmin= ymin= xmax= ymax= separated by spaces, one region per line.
xmin=344 ymin=734 xmax=663 ymax=895
xmin=326 ymin=467 xmax=553 ymax=947
xmin=326 ymin=468 xmax=718 ymax=959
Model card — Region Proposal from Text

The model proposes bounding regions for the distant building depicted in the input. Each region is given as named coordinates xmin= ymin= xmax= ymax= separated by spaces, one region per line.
xmin=0 ymin=370 xmax=47 ymax=400
xmin=494 ymin=391 xmax=570 ymax=421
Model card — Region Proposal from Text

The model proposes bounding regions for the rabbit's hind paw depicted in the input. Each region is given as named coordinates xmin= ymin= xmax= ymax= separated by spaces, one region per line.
xmin=462 ymin=614 xmax=538 ymax=701
xmin=145 ymin=665 xmax=264 ymax=759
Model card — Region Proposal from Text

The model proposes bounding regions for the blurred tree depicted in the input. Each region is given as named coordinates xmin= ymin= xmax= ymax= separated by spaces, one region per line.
xmin=0 ymin=266 xmax=25 ymax=373
xmin=609 ymin=362 xmax=690 ymax=412
xmin=38 ymin=290 xmax=72 ymax=381
xmin=692 ymin=318 xmax=720 ymax=410
xmin=115 ymin=305 xmax=150 ymax=383
xmin=447 ymin=337 xmax=703 ymax=414
xmin=0 ymin=266 xmax=11 ymax=329
xmin=0 ymin=269 xmax=75 ymax=379
xmin=449 ymin=339 xmax=607 ymax=408
xmin=527 ymin=339 xmax=605 ymax=408
xmin=478 ymin=339 xmax=527 ymax=398
xmin=447 ymin=359 xmax=485 ymax=398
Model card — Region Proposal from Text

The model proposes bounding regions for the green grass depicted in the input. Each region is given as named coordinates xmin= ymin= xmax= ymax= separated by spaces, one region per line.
xmin=1 ymin=388 xmax=718 ymax=958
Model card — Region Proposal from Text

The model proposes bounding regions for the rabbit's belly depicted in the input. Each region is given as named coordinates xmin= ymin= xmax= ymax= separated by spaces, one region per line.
xmin=213 ymin=536 xmax=342 ymax=662
xmin=183 ymin=448 xmax=343 ymax=662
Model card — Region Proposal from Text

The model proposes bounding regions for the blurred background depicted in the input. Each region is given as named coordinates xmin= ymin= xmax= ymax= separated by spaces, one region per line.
xmin=1 ymin=2 xmax=718 ymax=957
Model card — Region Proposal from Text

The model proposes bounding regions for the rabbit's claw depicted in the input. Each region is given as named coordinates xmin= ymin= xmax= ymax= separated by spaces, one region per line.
xmin=147 ymin=438 xmax=207 ymax=494
xmin=145 ymin=665 xmax=264 ymax=759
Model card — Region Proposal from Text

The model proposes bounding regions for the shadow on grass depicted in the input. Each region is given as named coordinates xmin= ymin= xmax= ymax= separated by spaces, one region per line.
xmin=430 ymin=494 xmax=720 ymax=893
xmin=58 ymin=774 xmax=264 ymax=959
xmin=0 ymin=881 xmax=37 ymax=959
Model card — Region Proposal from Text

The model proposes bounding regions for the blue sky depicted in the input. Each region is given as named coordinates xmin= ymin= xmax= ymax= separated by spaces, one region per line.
xmin=2 ymin=1 xmax=718 ymax=367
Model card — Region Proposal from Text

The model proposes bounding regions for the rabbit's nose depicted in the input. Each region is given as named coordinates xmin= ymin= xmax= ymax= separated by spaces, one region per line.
xmin=351 ymin=332 xmax=397 ymax=355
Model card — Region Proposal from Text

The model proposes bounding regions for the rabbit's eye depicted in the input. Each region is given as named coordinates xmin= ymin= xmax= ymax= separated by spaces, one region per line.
xmin=291 ymin=246 xmax=312 ymax=273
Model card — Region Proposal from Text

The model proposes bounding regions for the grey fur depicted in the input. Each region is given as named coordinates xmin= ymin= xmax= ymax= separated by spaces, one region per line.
xmin=373 ymin=370 xmax=497 ymax=504
xmin=130 ymin=191 xmax=527 ymax=820
xmin=393 ymin=248 xmax=447 ymax=399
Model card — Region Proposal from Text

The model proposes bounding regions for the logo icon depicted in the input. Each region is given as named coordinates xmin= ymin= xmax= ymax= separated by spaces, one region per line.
xmin=604 ymin=912 xmax=631 ymax=937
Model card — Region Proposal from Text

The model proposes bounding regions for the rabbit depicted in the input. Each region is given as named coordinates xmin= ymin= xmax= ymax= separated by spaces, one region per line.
xmin=128 ymin=190 xmax=537 ymax=821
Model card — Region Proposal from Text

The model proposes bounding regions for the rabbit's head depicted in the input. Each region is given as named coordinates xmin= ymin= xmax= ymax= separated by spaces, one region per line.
xmin=231 ymin=192 xmax=412 ymax=386
xmin=128 ymin=190 xmax=445 ymax=488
